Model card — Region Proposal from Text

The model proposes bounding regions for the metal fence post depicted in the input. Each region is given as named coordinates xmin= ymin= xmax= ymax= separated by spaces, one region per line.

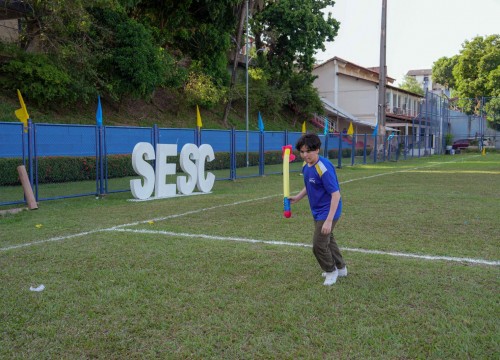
xmin=29 ymin=119 xmax=37 ymax=200
xmin=351 ymin=134 xmax=356 ymax=166
xmin=94 ymin=126 xmax=100 ymax=195
xmin=323 ymin=134 xmax=329 ymax=159
xmin=195 ymin=126 xmax=200 ymax=147
xmin=230 ymin=128 xmax=236 ymax=180
xmin=99 ymin=125 xmax=105 ymax=195
xmin=363 ymin=133 xmax=367 ymax=164
xmin=338 ymin=134 xmax=342 ymax=168
xmin=259 ymin=131 xmax=264 ymax=176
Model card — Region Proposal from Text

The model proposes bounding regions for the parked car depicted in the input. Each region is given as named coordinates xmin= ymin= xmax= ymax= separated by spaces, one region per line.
xmin=452 ymin=139 xmax=471 ymax=150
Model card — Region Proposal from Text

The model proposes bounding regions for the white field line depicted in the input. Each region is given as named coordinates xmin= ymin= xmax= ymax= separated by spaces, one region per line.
xmin=109 ymin=196 xmax=277 ymax=230
xmin=0 ymin=230 xmax=102 ymax=251
xmin=0 ymin=156 xmax=483 ymax=247
xmin=0 ymin=197 xmax=278 ymax=251
xmin=110 ymin=228 xmax=500 ymax=266
xmin=0 ymin=155 xmax=492 ymax=265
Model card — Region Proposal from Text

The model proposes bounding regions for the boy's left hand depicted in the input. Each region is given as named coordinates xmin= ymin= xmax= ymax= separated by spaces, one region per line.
xmin=321 ymin=221 xmax=333 ymax=234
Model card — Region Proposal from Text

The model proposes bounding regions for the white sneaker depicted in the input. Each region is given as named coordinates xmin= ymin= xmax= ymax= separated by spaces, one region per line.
xmin=323 ymin=269 xmax=338 ymax=286
xmin=338 ymin=266 xmax=348 ymax=277
xmin=322 ymin=266 xmax=347 ymax=277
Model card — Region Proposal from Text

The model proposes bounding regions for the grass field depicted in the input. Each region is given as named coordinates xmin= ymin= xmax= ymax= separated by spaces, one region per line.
xmin=1 ymin=154 xmax=499 ymax=359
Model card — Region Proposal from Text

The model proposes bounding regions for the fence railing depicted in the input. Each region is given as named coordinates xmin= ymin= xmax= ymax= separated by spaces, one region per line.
xmin=0 ymin=121 xmax=441 ymax=206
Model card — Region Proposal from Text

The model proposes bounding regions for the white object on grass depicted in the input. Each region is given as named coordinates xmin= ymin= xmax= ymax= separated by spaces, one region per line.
xmin=29 ymin=284 xmax=45 ymax=292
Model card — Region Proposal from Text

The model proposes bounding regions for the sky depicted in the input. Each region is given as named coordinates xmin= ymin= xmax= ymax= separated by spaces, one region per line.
xmin=315 ymin=0 xmax=500 ymax=85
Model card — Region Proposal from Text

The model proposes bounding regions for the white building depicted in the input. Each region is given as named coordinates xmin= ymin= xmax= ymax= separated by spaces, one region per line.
xmin=406 ymin=69 xmax=448 ymax=96
xmin=312 ymin=56 xmax=424 ymax=136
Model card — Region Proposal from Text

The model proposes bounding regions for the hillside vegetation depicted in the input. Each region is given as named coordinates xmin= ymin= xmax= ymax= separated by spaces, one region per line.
xmin=0 ymin=1 xmax=339 ymax=132
xmin=0 ymin=89 xmax=306 ymax=132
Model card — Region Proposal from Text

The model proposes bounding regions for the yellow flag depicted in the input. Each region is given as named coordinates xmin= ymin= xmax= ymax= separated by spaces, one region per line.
xmin=482 ymin=147 xmax=486 ymax=156
xmin=301 ymin=121 xmax=306 ymax=134
xmin=196 ymin=105 xmax=203 ymax=128
xmin=15 ymin=89 xmax=29 ymax=130
xmin=347 ymin=122 xmax=354 ymax=136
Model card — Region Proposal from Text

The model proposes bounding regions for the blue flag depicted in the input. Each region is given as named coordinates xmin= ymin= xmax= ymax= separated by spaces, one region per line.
xmin=372 ymin=123 xmax=378 ymax=137
xmin=96 ymin=95 xmax=103 ymax=127
xmin=258 ymin=111 xmax=264 ymax=132
xmin=324 ymin=117 xmax=328 ymax=135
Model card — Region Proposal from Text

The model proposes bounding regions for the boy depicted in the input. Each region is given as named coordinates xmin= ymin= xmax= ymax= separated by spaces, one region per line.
xmin=289 ymin=133 xmax=347 ymax=286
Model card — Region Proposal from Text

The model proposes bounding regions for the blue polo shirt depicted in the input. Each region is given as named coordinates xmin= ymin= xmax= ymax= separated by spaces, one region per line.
xmin=302 ymin=156 xmax=342 ymax=221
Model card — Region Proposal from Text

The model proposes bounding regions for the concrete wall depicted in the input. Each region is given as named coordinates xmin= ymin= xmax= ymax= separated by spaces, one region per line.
xmin=0 ymin=19 xmax=19 ymax=42
xmin=313 ymin=61 xmax=336 ymax=104
xmin=337 ymin=75 xmax=377 ymax=123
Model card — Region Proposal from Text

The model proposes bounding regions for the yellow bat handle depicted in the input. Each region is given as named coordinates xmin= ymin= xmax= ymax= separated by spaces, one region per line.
xmin=283 ymin=148 xmax=290 ymax=197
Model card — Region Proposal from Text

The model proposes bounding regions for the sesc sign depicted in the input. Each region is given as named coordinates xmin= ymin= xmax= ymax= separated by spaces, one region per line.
xmin=130 ymin=142 xmax=215 ymax=200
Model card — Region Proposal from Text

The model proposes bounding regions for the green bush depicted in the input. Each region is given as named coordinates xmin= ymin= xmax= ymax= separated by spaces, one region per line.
xmin=184 ymin=71 xmax=227 ymax=108
xmin=89 ymin=8 xmax=177 ymax=101
xmin=1 ymin=52 xmax=76 ymax=106
xmin=327 ymin=148 xmax=370 ymax=158
xmin=0 ymin=158 xmax=25 ymax=185
xmin=0 ymin=148 xmax=376 ymax=187
xmin=0 ymin=151 xmax=290 ymax=186
xmin=106 ymin=155 xmax=135 ymax=178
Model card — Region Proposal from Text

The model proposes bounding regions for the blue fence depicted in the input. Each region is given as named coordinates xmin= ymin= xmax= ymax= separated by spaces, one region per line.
xmin=0 ymin=120 xmax=437 ymax=206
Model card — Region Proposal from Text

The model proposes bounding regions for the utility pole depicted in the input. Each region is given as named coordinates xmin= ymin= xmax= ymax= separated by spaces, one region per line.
xmin=377 ymin=0 xmax=387 ymax=138
xmin=245 ymin=0 xmax=249 ymax=167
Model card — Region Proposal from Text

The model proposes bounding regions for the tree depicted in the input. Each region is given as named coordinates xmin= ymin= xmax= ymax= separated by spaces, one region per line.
xmin=1 ymin=1 xmax=181 ymax=105
xmin=89 ymin=7 xmax=177 ymax=101
xmin=432 ymin=55 xmax=459 ymax=90
xmin=398 ymin=75 xmax=424 ymax=96
xmin=2 ymin=0 xmax=340 ymax=124
xmin=248 ymin=0 xmax=338 ymax=119
xmin=252 ymin=0 xmax=339 ymax=84
xmin=431 ymin=35 xmax=500 ymax=127
xmin=453 ymin=35 xmax=500 ymax=99
xmin=127 ymin=0 xmax=241 ymax=85
xmin=225 ymin=0 xmax=340 ymax=124
xmin=222 ymin=0 xmax=251 ymax=126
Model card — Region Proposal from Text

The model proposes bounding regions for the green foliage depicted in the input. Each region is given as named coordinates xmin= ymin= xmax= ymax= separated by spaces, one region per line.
xmin=184 ymin=72 xmax=227 ymax=108
xmin=253 ymin=0 xmax=339 ymax=83
xmin=431 ymin=35 xmax=500 ymax=126
xmin=484 ymin=97 xmax=500 ymax=129
xmin=9 ymin=0 xmax=101 ymax=104
xmin=432 ymin=56 xmax=459 ymax=89
xmin=0 ymin=47 xmax=76 ymax=106
xmin=236 ymin=66 xmax=290 ymax=119
xmin=127 ymin=0 xmax=239 ymax=86
xmin=89 ymin=7 xmax=178 ymax=101
xmin=288 ymin=72 xmax=325 ymax=115
xmin=1 ymin=3 xmax=185 ymax=106
xmin=327 ymin=148 xmax=371 ymax=159
xmin=398 ymin=75 xmax=424 ymax=96
xmin=190 ymin=23 xmax=232 ymax=85
xmin=0 ymin=156 xmax=132 ymax=186
xmin=445 ymin=133 xmax=453 ymax=146
xmin=1 ymin=0 xmax=339 ymax=121
xmin=453 ymin=35 xmax=500 ymax=100
xmin=0 ymin=150 xmax=291 ymax=186
xmin=250 ymin=0 xmax=338 ymax=117
xmin=0 ymin=158 xmax=23 ymax=185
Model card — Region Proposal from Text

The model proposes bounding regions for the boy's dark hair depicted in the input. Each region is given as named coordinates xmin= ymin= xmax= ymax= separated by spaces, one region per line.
xmin=295 ymin=133 xmax=321 ymax=151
